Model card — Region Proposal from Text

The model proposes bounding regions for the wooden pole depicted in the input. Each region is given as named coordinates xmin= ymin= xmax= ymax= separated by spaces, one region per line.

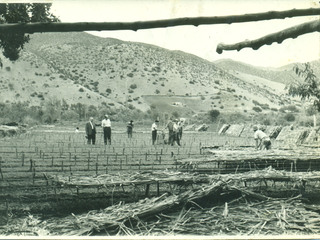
xmin=0 ymin=157 xmax=3 ymax=180
xmin=1 ymin=9 xmax=320 ymax=34
xmin=29 ymin=159 xmax=33 ymax=172
xmin=21 ymin=152 xmax=25 ymax=166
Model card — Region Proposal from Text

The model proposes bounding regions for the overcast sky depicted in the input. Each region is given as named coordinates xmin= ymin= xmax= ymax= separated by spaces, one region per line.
xmin=50 ymin=0 xmax=320 ymax=68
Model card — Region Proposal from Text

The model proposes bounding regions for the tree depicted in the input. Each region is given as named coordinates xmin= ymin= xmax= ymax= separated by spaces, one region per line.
xmin=287 ymin=63 xmax=320 ymax=126
xmin=208 ymin=109 xmax=220 ymax=122
xmin=0 ymin=7 xmax=319 ymax=55
xmin=0 ymin=3 xmax=59 ymax=61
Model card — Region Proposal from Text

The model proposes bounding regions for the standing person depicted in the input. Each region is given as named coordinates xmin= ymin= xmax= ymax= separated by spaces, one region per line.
xmin=178 ymin=118 xmax=184 ymax=140
xmin=85 ymin=117 xmax=96 ymax=145
xmin=151 ymin=119 xmax=159 ymax=145
xmin=172 ymin=119 xmax=181 ymax=146
xmin=127 ymin=120 xmax=134 ymax=138
xmin=165 ymin=118 xmax=174 ymax=145
xmin=101 ymin=114 xmax=112 ymax=145
xmin=253 ymin=126 xmax=271 ymax=150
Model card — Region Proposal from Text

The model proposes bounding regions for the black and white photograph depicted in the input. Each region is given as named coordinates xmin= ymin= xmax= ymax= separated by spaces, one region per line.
xmin=0 ymin=0 xmax=320 ymax=239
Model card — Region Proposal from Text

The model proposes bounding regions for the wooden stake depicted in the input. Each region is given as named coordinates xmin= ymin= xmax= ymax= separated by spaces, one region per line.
xmin=0 ymin=157 xmax=3 ymax=180
xmin=21 ymin=152 xmax=25 ymax=166
xmin=32 ymin=163 xmax=36 ymax=184
xmin=174 ymin=156 xmax=177 ymax=170
xmin=29 ymin=159 xmax=33 ymax=172
xmin=157 ymin=181 xmax=160 ymax=196
xmin=145 ymin=184 xmax=150 ymax=197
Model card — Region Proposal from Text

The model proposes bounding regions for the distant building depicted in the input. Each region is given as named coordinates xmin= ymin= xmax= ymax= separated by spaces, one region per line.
xmin=172 ymin=102 xmax=185 ymax=107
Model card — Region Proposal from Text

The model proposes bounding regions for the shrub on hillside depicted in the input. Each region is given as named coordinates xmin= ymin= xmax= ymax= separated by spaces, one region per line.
xmin=129 ymin=84 xmax=137 ymax=89
xmin=284 ymin=113 xmax=295 ymax=122
xmin=106 ymin=88 xmax=112 ymax=94
xmin=208 ymin=109 xmax=220 ymax=122
xmin=252 ymin=106 xmax=262 ymax=112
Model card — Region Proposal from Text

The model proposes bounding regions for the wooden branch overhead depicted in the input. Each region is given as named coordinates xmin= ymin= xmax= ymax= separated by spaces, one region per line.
xmin=0 ymin=8 xmax=319 ymax=33
xmin=216 ymin=19 xmax=320 ymax=53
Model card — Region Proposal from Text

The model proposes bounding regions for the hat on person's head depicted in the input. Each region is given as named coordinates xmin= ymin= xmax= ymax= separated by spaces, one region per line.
xmin=130 ymin=120 xmax=133 ymax=122
xmin=90 ymin=117 xmax=93 ymax=121
xmin=253 ymin=126 xmax=258 ymax=131
xmin=105 ymin=114 xmax=108 ymax=118
xmin=155 ymin=119 xmax=159 ymax=122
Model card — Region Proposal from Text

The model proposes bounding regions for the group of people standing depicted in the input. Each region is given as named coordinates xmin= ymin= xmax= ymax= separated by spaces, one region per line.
xmin=151 ymin=118 xmax=184 ymax=146
xmin=85 ymin=115 xmax=134 ymax=145
xmin=85 ymin=116 xmax=271 ymax=150
xmin=85 ymin=115 xmax=184 ymax=146
xmin=85 ymin=115 xmax=113 ymax=145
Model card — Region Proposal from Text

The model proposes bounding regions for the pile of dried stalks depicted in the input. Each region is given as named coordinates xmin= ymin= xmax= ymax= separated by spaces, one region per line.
xmin=2 ymin=169 xmax=320 ymax=237
xmin=52 ymin=170 xmax=210 ymax=188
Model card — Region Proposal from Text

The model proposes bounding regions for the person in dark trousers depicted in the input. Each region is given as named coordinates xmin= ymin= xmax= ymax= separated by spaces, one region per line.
xmin=85 ymin=117 xmax=96 ymax=144
xmin=127 ymin=120 xmax=134 ymax=138
xmin=165 ymin=118 xmax=174 ymax=145
xmin=178 ymin=119 xmax=184 ymax=140
xmin=101 ymin=114 xmax=111 ymax=145
xmin=151 ymin=119 xmax=159 ymax=145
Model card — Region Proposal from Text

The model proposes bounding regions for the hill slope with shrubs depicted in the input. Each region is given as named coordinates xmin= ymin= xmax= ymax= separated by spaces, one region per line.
xmin=0 ymin=32 xmax=315 ymax=125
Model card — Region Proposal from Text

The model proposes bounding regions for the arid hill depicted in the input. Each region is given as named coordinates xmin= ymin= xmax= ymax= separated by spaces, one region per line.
xmin=0 ymin=32 xmax=315 ymax=115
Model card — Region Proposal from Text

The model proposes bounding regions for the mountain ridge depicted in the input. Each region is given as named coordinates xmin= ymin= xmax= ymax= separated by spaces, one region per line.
xmin=0 ymin=32 xmax=315 ymax=117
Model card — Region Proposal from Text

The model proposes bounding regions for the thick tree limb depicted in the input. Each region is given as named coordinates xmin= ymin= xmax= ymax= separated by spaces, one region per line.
xmin=0 ymin=8 xmax=319 ymax=33
xmin=216 ymin=19 xmax=320 ymax=53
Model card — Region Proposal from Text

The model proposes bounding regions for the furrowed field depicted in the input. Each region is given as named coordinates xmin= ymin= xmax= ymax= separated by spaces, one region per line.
xmin=0 ymin=125 xmax=320 ymax=237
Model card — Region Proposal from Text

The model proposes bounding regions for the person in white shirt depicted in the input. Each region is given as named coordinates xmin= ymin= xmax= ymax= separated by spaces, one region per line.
xmin=253 ymin=126 xmax=271 ymax=150
xmin=101 ymin=114 xmax=111 ymax=145
xmin=151 ymin=120 xmax=159 ymax=145
xmin=172 ymin=119 xmax=181 ymax=146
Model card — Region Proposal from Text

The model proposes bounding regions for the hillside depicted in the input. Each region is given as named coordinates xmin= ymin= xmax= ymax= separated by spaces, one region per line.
xmin=214 ymin=58 xmax=320 ymax=85
xmin=214 ymin=59 xmax=296 ymax=85
xmin=0 ymin=32 xmax=303 ymax=116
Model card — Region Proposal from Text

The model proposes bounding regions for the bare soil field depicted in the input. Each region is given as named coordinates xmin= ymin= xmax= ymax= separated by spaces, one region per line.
xmin=0 ymin=125 xmax=319 ymax=237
